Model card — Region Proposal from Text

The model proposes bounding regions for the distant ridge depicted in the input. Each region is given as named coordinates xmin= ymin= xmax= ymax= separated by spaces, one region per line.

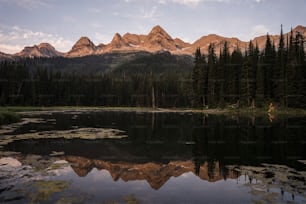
xmin=1 ymin=25 xmax=306 ymax=59
xmin=15 ymin=43 xmax=63 ymax=58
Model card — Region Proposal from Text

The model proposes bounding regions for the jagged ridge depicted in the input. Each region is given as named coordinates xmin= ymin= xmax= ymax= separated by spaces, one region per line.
xmin=64 ymin=156 xmax=238 ymax=190
xmin=1 ymin=25 xmax=306 ymax=59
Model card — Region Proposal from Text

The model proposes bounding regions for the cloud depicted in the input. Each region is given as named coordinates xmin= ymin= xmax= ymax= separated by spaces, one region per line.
xmin=0 ymin=44 xmax=23 ymax=54
xmin=62 ymin=16 xmax=77 ymax=23
xmin=87 ymin=8 xmax=102 ymax=14
xmin=116 ymin=5 xmax=160 ymax=21
xmin=94 ymin=33 xmax=111 ymax=45
xmin=158 ymin=0 xmax=230 ymax=5
xmin=0 ymin=25 xmax=73 ymax=54
xmin=0 ymin=0 xmax=51 ymax=9
xmin=140 ymin=6 xmax=158 ymax=20
xmin=155 ymin=0 xmax=264 ymax=6
xmin=90 ymin=22 xmax=103 ymax=29
xmin=159 ymin=0 xmax=201 ymax=5
xmin=123 ymin=0 xmax=229 ymax=5
xmin=251 ymin=25 xmax=269 ymax=37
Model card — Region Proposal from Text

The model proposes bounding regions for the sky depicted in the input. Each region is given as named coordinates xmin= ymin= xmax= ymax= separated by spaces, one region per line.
xmin=0 ymin=0 xmax=305 ymax=54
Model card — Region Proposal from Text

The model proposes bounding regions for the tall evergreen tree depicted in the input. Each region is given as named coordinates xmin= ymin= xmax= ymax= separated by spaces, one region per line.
xmin=192 ymin=48 xmax=206 ymax=107
xmin=275 ymin=24 xmax=287 ymax=106
xmin=231 ymin=46 xmax=243 ymax=105
xmin=218 ymin=41 xmax=230 ymax=106
xmin=192 ymin=47 xmax=201 ymax=107
xmin=241 ymin=41 xmax=257 ymax=107
xmin=207 ymin=43 xmax=218 ymax=107
xmin=263 ymin=33 xmax=275 ymax=100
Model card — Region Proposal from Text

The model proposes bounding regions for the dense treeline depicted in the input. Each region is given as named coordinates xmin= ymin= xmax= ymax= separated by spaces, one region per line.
xmin=192 ymin=26 xmax=306 ymax=108
xmin=1 ymin=26 xmax=305 ymax=108
xmin=0 ymin=51 xmax=193 ymax=107
xmin=0 ymin=62 xmax=191 ymax=107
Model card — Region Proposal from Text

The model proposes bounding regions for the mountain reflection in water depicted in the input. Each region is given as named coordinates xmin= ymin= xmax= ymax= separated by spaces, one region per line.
xmin=1 ymin=111 xmax=306 ymax=203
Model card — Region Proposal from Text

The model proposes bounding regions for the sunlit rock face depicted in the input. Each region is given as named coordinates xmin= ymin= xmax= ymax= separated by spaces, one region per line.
xmin=64 ymin=156 xmax=238 ymax=189
xmin=65 ymin=37 xmax=96 ymax=57
xmin=15 ymin=43 xmax=63 ymax=58
xmin=1 ymin=25 xmax=306 ymax=60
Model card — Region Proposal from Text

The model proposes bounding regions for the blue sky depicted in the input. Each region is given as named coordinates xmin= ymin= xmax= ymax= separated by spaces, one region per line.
xmin=0 ymin=0 xmax=305 ymax=54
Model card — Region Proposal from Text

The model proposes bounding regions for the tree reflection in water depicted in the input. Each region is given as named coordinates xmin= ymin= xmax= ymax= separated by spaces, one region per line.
xmin=1 ymin=111 xmax=306 ymax=203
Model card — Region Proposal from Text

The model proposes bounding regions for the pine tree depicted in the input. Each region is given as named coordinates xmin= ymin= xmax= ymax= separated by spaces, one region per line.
xmin=207 ymin=43 xmax=218 ymax=107
xmin=240 ymin=41 xmax=256 ymax=106
xmin=295 ymin=32 xmax=306 ymax=107
xmin=252 ymin=43 xmax=260 ymax=107
xmin=286 ymin=29 xmax=298 ymax=107
xmin=231 ymin=46 xmax=243 ymax=105
xmin=263 ymin=33 xmax=275 ymax=100
xmin=192 ymin=48 xmax=206 ymax=107
xmin=218 ymin=41 xmax=229 ymax=106
xmin=192 ymin=47 xmax=201 ymax=107
xmin=256 ymin=58 xmax=265 ymax=107
xmin=275 ymin=25 xmax=287 ymax=106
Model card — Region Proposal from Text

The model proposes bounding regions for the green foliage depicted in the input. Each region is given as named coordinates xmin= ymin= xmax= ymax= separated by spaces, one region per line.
xmin=191 ymin=25 xmax=306 ymax=109
xmin=0 ymin=58 xmax=192 ymax=107
xmin=0 ymin=25 xmax=305 ymax=109
xmin=0 ymin=111 xmax=20 ymax=125
xmin=192 ymin=47 xmax=206 ymax=107
xmin=29 ymin=180 xmax=68 ymax=204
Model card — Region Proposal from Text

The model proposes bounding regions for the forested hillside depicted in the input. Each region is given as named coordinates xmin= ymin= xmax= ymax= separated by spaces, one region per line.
xmin=192 ymin=27 xmax=306 ymax=108
xmin=0 ymin=27 xmax=305 ymax=108
xmin=0 ymin=52 xmax=193 ymax=107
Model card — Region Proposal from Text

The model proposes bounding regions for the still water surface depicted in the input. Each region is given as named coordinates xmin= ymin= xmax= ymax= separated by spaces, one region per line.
xmin=0 ymin=110 xmax=306 ymax=203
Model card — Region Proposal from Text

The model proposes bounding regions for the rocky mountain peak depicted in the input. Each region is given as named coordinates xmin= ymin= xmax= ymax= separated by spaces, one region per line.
xmin=293 ymin=25 xmax=306 ymax=34
xmin=113 ymin=33 xmax=122 ymax=40
xmin=2 ymin=24 xmax=306 ymax=60
xmin=37 ymin=43 xmax=62 ymax=57
xmin=122 ymin=32 xmax=142 ymax=45
xmin=148 ymin=25 xmax=172 ymax=40
xmin=108 ymin=32 xmax=129 ymax=49
xmin=37 ymin=43 xmax=54 ymax=49
xmin=73 ymin=37 xmax=96 ymax=49
xmin=150 ymin=25 xmax=166 ymax=34
xmin=111 ymin=33 xmax=123 ymax=44
xmin=15 ymin=42 xmax=62 ymax=58
xmin=145 ymin=25 xmax=177 ymax=51
xmin=66 ymin=36 xmax=96 ymax=57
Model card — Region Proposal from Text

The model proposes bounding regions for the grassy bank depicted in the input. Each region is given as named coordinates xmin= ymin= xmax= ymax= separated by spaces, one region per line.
xmin=222 ymin=107 xmax=306 ymax=117
xmin=0 ymin=111 xmax=21 ymax=125
xmin=1 ymin=106 xmax=306 ymax=117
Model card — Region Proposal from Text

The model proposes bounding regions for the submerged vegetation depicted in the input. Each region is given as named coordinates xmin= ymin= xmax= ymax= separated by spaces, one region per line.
xmin=0 ymin=110 xmax=20 ymax=125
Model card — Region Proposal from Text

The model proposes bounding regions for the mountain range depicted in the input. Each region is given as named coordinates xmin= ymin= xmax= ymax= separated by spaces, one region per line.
xmin=1 ymin=25 xmax=306 ymax=60
xmin=63 ymin=156 xmax=238 ymax=190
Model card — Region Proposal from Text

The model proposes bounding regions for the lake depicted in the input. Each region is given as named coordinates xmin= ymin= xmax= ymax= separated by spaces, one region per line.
xmin=0 ymin=110 xmax=306 ymax=203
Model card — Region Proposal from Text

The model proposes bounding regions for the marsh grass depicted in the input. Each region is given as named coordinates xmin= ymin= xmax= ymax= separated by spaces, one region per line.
xmin=0 ymin=111 xmax=20 ymax=125
xmin=0 ymin=106 xmax=306 ymax=120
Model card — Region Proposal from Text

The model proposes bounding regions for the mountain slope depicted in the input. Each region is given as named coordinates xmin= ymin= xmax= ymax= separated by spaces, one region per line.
xmin=0 ymin=51 xmax=14 ymax=61
xmin=142 ymin=25 xmax=177 ymax=52
xmin=66 ymin=37 xmax=96 ymax=57
xmin=18 ymin=50 xmax=193 ymax=75
xmin=103 ymin=33 xmax=130 ymax=52
xmin=15 ymin=43 xmax=63 ymax=58
xmin=186 ymin=34 xmax=243 ymax=55
xmin=174 ymin=38 xmax=191 ymax=49
xmin=1 ymin=24 xmax=306 ymax=59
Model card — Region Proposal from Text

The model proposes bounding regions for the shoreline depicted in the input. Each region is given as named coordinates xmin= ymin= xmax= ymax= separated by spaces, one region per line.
xmin=1 ymin=106 xmax=306 ymax=117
